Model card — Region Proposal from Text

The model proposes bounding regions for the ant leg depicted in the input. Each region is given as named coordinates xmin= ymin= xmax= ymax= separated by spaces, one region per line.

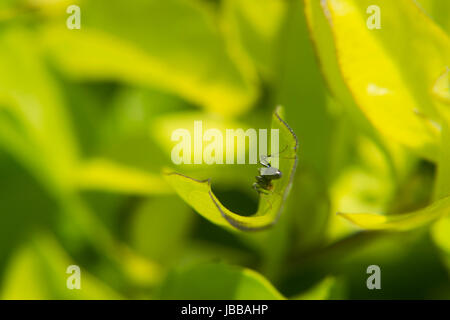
xmin=260 ymin=198 xmax=274 ymax=215
xmin=253 ymin=183 xmax=270 ymax=195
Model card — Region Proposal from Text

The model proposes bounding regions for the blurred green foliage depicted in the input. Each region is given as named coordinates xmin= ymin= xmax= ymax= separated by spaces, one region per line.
xmin=0 ymin=0 xmax=449 ymax=299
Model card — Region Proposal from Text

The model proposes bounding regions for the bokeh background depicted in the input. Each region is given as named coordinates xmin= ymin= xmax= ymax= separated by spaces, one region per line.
xmin=0 ymin=0 xmax=449 ymax=299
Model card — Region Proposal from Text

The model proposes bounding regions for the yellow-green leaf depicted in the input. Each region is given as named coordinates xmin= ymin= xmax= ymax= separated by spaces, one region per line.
xmin=1 ymin=234 xmax=123 ymax=300
xmin=74 ymin=158 xmax=172 ymax=195
xmin=432 ymin=216 xmax=450 ymax=254
xmin=222 ymin=0 xmax=287 ymax=78
xmin=338 ymin=195 xmax=450 ymax=231
xmin=40 ymin=0 xmax=257 ymax=116
xmin=159 ymin=263 xmax=284 ymax=300
xmin=306 ymin=0 xmax=450 ymax=161
xmin=434 ymin=121 xmax=450 ymax=200
xmin=164 ymin=106 xmax=298 ymax=231
xmin=291 ymin=277 xmax=336 ymax=300
xmin=432 ymin=67 xmax=450 ymax=105
xmin=415 ymin=0 xmax=450 ymax=35
xmin=151 ymin=111 xmax=248 ymax=162
xmin=431 ymin=78 xmax=450 ymax=259
xmin=0 ymin=26 xmax=78 ymax=193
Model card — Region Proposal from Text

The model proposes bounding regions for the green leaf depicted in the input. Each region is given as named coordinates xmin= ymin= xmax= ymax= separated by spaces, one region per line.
xmin=275 ymin=0 xmax=332 ymax=177
xmin=159 ymin=263 xmax=284 ymax=300
xmin=432 ymin=67 xmax=450 ymax=105
xmin=151 ymin=111 xmax=247 ymax=162
xmin=415 ymin=0 xmax=450 ymax=35
xmin=434 ymin=121 xmax=450 ymax=200
xmin=1 ymin=234 xmax=123 ymax=300
xmin=0 ymin=26 xmax=78 ymax=194
xmin=164 ymin=106 xmax=298 ymax=231
xmin=222 ymin=0 xmax=287 ymax=79
xmin=40 ymin=0 xmax=257 ymax=116
xmin=304 ymin=0 xmax=355 ymax=106
xmin=338 ymin=195 xmax=450 ymax=231
xmin=74 ymin=158 xmax=172 ymax=195
xmin=306 ymin=0 xmax=450 ymax=161
xmin=129 ymin=197 xmax=193 ymax=265
xmin=432 ymin=216 xmax=450 ymax=255
xmin=304 ymin=0 xmax=390 ymax=152
xmin=151 ymin=111 xmax=259 ymax=187
xmin=291 ymin=277 xmax=336 ymax=300
xmin=431 ymin=78 xmax=450 ymax=259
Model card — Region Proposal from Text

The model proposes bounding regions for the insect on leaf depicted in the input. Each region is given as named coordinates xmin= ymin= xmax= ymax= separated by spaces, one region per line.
xmin=164 ymin=106 xmax=298 ymax=231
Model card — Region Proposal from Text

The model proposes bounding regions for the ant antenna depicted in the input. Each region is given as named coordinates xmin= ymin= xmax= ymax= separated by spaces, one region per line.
xmin=265 ymin=145 xmax=289 ymax=158
xmin=259 ymin=145 xmax=289 ymax=167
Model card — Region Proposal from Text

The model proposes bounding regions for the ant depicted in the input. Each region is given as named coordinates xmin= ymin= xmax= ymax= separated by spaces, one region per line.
xmin=252 ymin=147 xmax=287 ymax=195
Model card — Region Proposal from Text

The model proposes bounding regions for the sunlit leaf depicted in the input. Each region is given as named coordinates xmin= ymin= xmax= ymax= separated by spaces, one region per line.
xmin=57 ymin=194 xmax=164 ymax=289
xmin=291 ymin=277 xmax=336 ymax=300
xmin=304 ymin=0 xmax=390 ymax=151
xmin=432 ymin=67 xmax=450 ymax=105
xmin=151 ymin=111 xmax=248 ymax=162
xmin=1 ymin=234 xmax=123 ymax=299
xmin=159 ymin=263 xmax=284 ymax=300
xmin=151 ymin=111 xmax=259 ymax=187
xmin=74 ymin=158 xmax=172 ymax=195
xmin=431 ymin=89 xmax=450 ymax=260
xmin=338 ymin=195 xmax=450 ymax=231
xmin=415 ymin=0 xmax=450 ymax=35
xmin=275 ymin=0 xmax=333 ymax=177
xmin=432 ymin=216 xmax=450 ymax=254
xmin=129 ymin=197 xmax=193 ymax=265
xmin=222 ymin=0 xmax=287 ymax=78
xmin=40 ymin=0 xmax=257 ymax=116
xmin=304 ymin=0 xmax=354 ymax=106
xmin=306 ymin=0 xmax=450 ymax=161
xmin=433 ymin=121 xmax=450 ymax=200
xmin=0 ymin=26 xmax=78 ymax=193
xmin=164 ymin=107 xmax=298 ymax=231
